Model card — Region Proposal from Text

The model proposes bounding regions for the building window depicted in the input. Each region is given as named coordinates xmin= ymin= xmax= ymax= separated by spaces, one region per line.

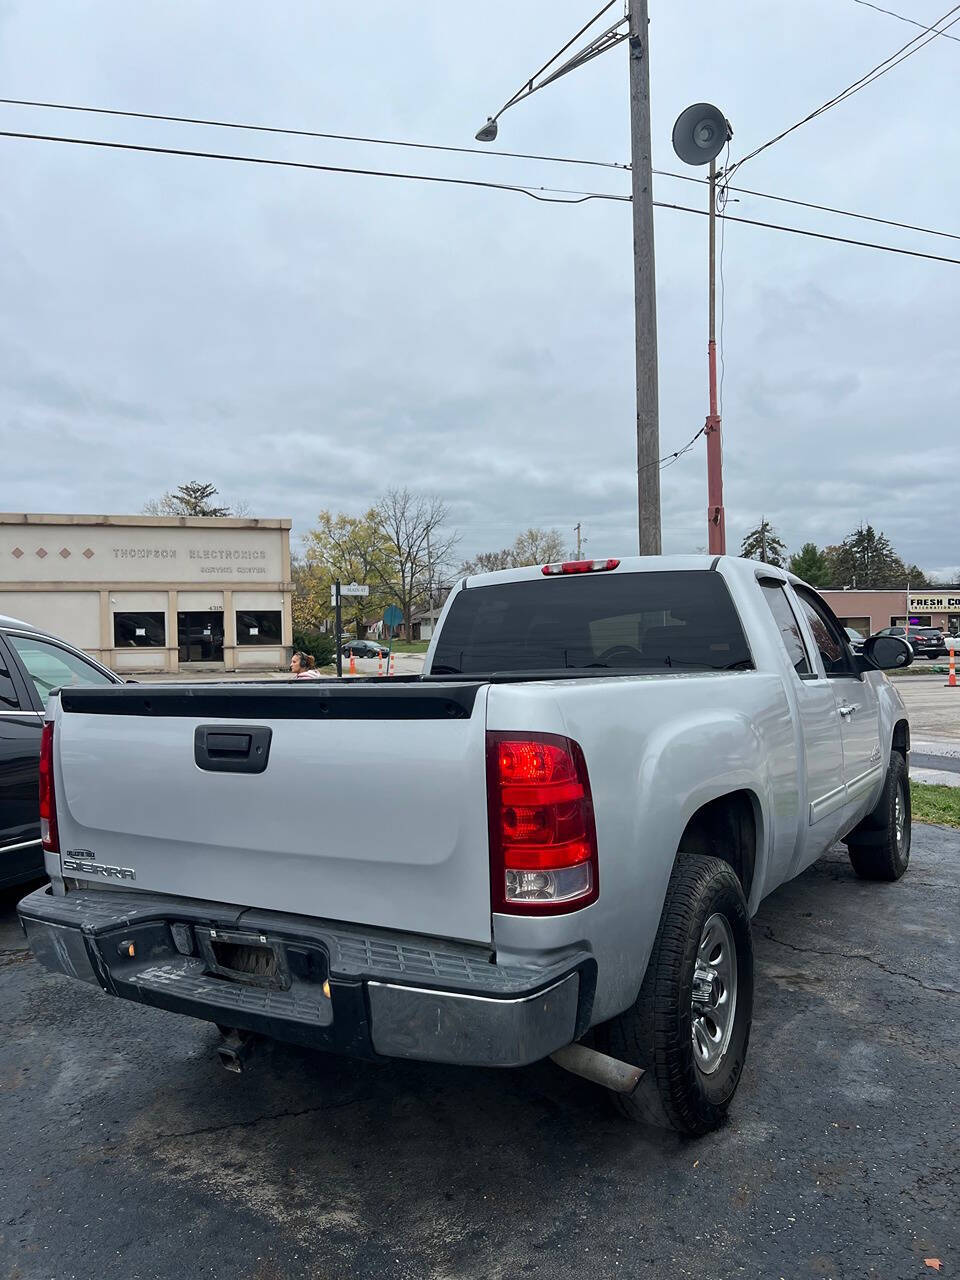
xmin=837 ymin=616 xmax=870 ymax=636
xmin=114 ymin=611 xmax=166 ymax=648
xmin=236 ymin=610 xmax=282 ymax=646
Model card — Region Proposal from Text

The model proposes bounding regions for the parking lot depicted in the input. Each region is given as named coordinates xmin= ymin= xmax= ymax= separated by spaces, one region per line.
xmin=2 ymin=823 xmax=957 ymax=1280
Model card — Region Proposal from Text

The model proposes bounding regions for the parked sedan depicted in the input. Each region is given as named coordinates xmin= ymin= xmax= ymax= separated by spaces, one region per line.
xmin=844 ymin=627 xmax=866 ymax=656
xmin=876 ymin=625 xmax=945 ymax=660
xmin=0 ymin=615 xmax=121 ymax=888
xmin=341 ymin=639 xmax=390 ymax=658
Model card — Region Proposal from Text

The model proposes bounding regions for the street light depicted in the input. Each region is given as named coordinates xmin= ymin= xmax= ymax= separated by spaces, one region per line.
xmin=473 ymin=2 xmax=663 ymax=555
xmin=672 ymin=103 xmax=733 ymax=556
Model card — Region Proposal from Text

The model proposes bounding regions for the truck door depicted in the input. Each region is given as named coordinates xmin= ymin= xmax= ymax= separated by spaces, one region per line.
xmin=0 ymin=636 xmax=44 ymax=885
xmin=791 ymin=586 xmax=883 ymax=834
xmin=757 ymin=579 xmax=846 ymax=879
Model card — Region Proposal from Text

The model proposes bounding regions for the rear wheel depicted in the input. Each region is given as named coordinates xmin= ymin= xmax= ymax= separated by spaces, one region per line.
xmin=846 ymin=750 xmax=910 ymax=881
xmin=599 ymin=854 xmax=753 ymax=1135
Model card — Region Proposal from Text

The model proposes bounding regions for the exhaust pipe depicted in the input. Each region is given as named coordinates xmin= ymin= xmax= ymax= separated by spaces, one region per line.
xmin=216 ymin=1028 xmax=258 ymax=1074
xmin=550 ymin=1043 xmax=644 ymax=1095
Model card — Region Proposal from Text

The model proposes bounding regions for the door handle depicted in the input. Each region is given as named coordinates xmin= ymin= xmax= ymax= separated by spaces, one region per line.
xmin=195 ymin=724 xmax=272 ymax=774
xmin=838 ymin=703 xmax=859 ymax=718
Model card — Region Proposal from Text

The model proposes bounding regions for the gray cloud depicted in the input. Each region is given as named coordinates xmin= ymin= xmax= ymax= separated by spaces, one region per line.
xmin=1 ymin=0 xmax=958 ymax=574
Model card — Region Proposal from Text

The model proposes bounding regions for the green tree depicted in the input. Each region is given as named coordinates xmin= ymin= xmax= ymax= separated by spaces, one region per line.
xmin=788 ymin=542 xmax=832 ymax=586
xmin=144 ymin=481 xmax=233 ymax=517
xmin=740 ymin=518 xmax=787 ymax=567
xmin=824 ymin=524 xmax=929 ymax=589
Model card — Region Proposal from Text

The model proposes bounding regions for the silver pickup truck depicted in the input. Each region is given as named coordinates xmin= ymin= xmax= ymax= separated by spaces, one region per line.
xmin=19 ymin=555 xmax=913 ymax=1134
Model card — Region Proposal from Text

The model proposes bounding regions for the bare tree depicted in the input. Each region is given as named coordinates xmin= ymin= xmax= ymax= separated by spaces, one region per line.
xmin=373 ymin=488 xmax=458 ymax=638
xmin=460 ymin=527 xmax=568 ymax=576
xmin=513 ymin=527 xmax=567 ymax=566
xmin=460 ymin=548 xmax=515 ymax=576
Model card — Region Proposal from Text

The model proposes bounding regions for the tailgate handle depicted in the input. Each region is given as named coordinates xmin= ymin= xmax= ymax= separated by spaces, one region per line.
xmin=195 ymin=724 xmax=272 ymax=774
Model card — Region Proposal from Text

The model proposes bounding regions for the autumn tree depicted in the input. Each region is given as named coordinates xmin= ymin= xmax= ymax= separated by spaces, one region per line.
xmin=788 ymin=543 xmax=832 ymax=587
xmin=298 ymin=511 xmax=393 ymax=637
xmin=740 ymin=518 xmax=787 ymax=567
xmin=460 ymin=527 xmax=567 ymax=576
xmin=144 ymin=481 xmax=233 ymax=517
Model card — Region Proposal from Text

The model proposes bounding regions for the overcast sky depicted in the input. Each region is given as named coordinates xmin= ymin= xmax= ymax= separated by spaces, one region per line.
xmin=1 ymin=1 xmax=958 ymax=576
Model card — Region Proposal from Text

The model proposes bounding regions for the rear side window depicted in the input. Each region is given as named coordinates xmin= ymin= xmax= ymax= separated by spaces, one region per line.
xmin=758 ymin=581 xmax=811 ymax=676
xmin=0 ymin=652 xmax=19 ymax=709
xmin=431 ymin=571 xmax=752 ymax=675
xmin=8 ymin=635 xmax=115 ymax=703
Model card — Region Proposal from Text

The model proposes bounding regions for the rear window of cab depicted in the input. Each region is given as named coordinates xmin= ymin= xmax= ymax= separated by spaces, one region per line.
xmin=430 ymin=570 xmax=752 ymax=676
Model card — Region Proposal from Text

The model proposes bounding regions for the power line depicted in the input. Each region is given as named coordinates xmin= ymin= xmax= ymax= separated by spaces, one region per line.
xmin=849 ymin=0 xmax=960 ymax=44
xmin=655 ymin=168 xmax=960 ymax=244
xmin=727 ymin=3 xmax=960 ymax=178
xmin=654 ymin=201 xmax=960 ymax=267
xmin=0 ymin=128 xmax=630 ymax=205
xmin=4 ymin=127 xmax=960 ymax=266
xmin=0 ymin=95 xmax=629 ymax=172
xmin=490 ymin=0 xmax=625 ymax=120
xmin=6 ymin=95 xmax=957 ymax=246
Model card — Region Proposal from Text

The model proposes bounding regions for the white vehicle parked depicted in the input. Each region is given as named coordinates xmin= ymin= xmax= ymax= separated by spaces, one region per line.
xmin=20 ymin=556 xmax=913 ymax=1134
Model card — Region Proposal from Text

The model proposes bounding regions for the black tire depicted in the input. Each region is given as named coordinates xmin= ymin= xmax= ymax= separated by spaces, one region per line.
xmin=599 ymin=854 xmax=753 ymax=1136
xmin=845 ymin=750 xmax=910 ymax=881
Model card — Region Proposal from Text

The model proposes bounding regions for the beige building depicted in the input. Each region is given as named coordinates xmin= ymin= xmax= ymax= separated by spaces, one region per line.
xmin=0 ymin=513 xmax=293 ymax=674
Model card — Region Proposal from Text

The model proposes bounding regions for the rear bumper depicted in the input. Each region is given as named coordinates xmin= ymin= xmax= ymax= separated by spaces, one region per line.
xmin=17 ymin=886 xmax=594 ymax=1068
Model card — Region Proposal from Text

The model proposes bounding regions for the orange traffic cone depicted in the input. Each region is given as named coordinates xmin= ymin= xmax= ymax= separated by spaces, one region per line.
xmin=389 ymin=652 xmax=396 ymax=676
xmin=948 ymin=647 xmax=957 ymax=688
xmin=349 ymin=651 xmax=356 ymax=676
xmin=377 ymin=652 xmax=384 ymax=676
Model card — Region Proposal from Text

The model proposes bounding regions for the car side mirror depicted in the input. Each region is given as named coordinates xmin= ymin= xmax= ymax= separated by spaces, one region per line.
xmin=862 ymin=634 xmax=913 ymax=670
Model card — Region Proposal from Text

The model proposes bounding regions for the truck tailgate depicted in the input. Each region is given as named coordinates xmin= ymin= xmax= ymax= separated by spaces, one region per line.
xmin=53 ymin=683 xmax=493 ymax=944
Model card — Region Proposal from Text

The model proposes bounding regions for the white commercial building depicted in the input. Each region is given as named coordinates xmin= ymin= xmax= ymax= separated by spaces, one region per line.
xmin=0 ymin=513 xmax=293 ymax=674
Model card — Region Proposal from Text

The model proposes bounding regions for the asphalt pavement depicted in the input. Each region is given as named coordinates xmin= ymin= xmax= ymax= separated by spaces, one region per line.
xmin=2 ymin=825 xmax=957 ymax=1280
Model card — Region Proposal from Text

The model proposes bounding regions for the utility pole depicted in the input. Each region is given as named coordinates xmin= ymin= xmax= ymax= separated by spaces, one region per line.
xmin=334 ymin=579 xmax=343 ymax=679
xmin=425 ymin=527 xmax=435 ymax=629
xmin=628 ymin=0 xmax=661 ymax=556
xmin=574 ymin=522 xmax=582 ymax=558
xmin=706 ymin=157 xmax=726 ymax=553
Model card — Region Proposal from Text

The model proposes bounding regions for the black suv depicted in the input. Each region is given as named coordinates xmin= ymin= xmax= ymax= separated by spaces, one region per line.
xmin=877 ymin=625 xmax=945 ymax=660
xmin=1 ymin=616 xmax=121 ymax=888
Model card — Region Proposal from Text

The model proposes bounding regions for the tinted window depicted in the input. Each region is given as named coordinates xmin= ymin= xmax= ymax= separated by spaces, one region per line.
xmin=792 ymin=588 xmax=856 ymax=677
xmin=431 ymin=571 xmax=752 ymax=675
xmin=236 ymin=611 xmax=282 ymax=646
xmin=0 ymin=652 xmax=19 ymax=709
xmin=114 ymin=611 xmax=166 ymax=648
xmin=9 ymin=635 xmax=115 ymax=703
xmin=759 ymin=581 xmax=811 ymax=676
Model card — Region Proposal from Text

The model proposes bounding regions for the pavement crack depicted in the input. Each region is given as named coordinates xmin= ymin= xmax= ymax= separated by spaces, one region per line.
xmin=760 ymin=928 xmax=960 ymax=996
xmin=154 ymin=1091 xmax=371 ymax=1140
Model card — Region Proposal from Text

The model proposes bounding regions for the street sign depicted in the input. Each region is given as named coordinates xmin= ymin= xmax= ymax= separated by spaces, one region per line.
xmin=383 ymin=605 xmax=403 ymax=629
xmin=341 ymin=583 xmax=370 ymax=598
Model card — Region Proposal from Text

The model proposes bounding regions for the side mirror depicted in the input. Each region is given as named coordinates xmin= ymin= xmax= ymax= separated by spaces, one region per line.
xmin=862 ymin=634 xmax=913 ymax=670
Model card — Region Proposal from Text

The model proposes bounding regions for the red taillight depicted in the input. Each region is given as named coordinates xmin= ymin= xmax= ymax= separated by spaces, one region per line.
xmin=541 ymin=558 xmax=620 ymax=576
xmin=39 ymin=722 xmax=59 ymax=853
xmin=487 ymin=732 xmax=599 ymax=915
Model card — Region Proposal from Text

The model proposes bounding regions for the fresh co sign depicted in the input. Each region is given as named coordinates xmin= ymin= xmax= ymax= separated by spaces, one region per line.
xmin=909 ymin=594 xmax=960 ymax=611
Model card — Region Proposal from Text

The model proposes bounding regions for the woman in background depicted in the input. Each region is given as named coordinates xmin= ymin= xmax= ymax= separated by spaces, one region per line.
xmin=290 ymin=651 xmax=321 ymax=679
